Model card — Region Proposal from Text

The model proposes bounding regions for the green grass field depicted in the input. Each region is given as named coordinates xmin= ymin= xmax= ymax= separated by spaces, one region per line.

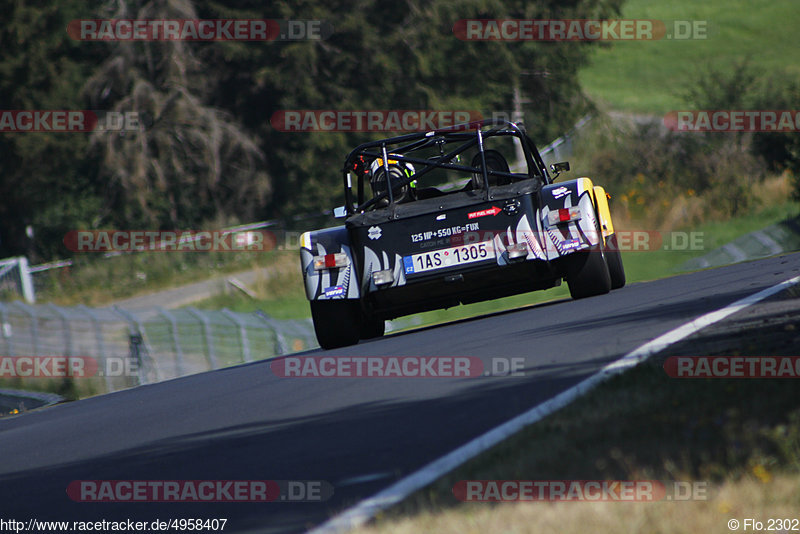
xmin=578 ymin=0 xmax=800 ymax=112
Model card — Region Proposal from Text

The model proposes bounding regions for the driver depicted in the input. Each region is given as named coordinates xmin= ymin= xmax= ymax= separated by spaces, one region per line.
xmin=368 ymin=155 xmax=416 ymax=205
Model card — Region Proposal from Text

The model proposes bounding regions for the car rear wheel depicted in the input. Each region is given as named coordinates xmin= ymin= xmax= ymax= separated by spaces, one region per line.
xmin=360 ymin=313 xmax=385 ymax=340
xmin=566 ymin=244 xmax=612 ymax=299
xmin=604 ymin=233 xmax=626 ymax=289
xmin=566 ymin=215 xmax=612 ymax=299
xmin=310 ymin=300 xmax=361 ymax=350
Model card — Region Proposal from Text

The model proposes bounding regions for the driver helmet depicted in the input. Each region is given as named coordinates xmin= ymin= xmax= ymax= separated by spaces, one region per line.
xmin=369 ymin=155 xmax=416 ymax=205
xmin=369 ymin=155 xmax=415 ymax=182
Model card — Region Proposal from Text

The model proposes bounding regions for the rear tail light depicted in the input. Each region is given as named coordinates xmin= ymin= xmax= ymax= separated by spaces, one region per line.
xmin=548 ymin=207 xmax=581 ymax=226
xmin=312 ymin=252 xmax=349 ymax=271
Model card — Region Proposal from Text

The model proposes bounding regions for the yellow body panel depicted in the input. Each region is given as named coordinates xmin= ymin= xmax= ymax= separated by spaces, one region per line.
xmin=575 ymin=176 xmax=615 ymax=242
xmin=592 ymin=185 xmax=615 ymax=240
xmin=576 ymin=177 xmax=594 ymax=196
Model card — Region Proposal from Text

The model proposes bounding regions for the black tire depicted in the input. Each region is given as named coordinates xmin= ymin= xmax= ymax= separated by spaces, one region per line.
xmin=310 ymin=300 xmax=361 ymax=350
xmin=360 ymin=312 xmax=385 ymax=340
xmin=604 ymin=233 xmax=626 ymax=290
xmin=566 ymin=216 xmax=612 ymax=301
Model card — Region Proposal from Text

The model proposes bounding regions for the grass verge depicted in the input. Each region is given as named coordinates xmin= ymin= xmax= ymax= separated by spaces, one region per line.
xmin=35 ymin=246 xmax=293 ymax=308
xmin=352 ymin=287 xmax=800 ymax=533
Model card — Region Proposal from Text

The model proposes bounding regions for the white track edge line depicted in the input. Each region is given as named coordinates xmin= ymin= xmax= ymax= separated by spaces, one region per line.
xmin=309 ymin=274 xmax=800 ymax=534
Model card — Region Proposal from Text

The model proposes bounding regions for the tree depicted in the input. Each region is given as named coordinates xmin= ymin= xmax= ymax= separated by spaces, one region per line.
xmin=0 ymin=1 xmax=105 ymax=260
xmin=84 ymin=0 xmax=270 ymax=229
xmin=0 ymin=0 xmax=626 ymax=259
xmin=195 ymin=0 xmax=623 ymax=216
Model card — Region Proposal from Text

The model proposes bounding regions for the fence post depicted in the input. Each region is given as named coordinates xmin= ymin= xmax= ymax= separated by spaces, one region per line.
xmin=113 ymin=306 xmax=160 ymax=383
xmin=186 ymin=307 xmax=218 ymax=370
xmin=0 ymin=303 xmax=13 ymax=356
xmin=12 ymin=302 xmax=40 ymax=357
xmin=18 ymin=256 xmax=35 ymax=304
xmin=254 ymin=310 xmax=290 ymax=356
xmin=46 ymin=303 xmax=73 ymax=358
xmin=158 ymin=308 xmax=185 ymax=377
xmin=78 ymin=304 xmax=113 ymax=392
xmin=222 ymin=308 xmax=252 ymax=363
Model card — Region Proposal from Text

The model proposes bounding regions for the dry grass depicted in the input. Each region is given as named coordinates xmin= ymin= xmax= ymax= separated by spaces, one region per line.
xmin=347 ymin=294 xmax=800 ymax=534
xmin=36 ymin=249 xmax=284 ymax=307
xmin=610 ymin=173 xmax=794 ymax=234
xmin=248 ymin=252 xmax=304 ymax=300
xmin=355 ymin=474 xmax=798 ymax=534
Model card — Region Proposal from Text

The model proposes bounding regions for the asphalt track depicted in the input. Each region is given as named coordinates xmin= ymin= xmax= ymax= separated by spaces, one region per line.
xmin=2 ymin=253 xmax=799 ymax=533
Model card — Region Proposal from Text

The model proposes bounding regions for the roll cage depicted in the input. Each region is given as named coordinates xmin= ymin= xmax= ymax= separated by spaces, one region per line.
xmin=340 ymin=119 xmax=554 ymax=216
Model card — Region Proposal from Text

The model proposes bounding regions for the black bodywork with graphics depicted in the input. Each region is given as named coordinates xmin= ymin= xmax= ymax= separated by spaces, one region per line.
xmin=300 ymin=119 xmax=625 ymax=349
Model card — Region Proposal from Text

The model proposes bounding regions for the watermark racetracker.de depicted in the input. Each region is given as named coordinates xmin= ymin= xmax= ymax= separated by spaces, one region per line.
xmin=664 ymin=356 xmax=800 ymax=378
xmin=63 ymin=230 xmax=277 ymax=253
xmin=0 ymin=110 xmax=141 ymax=132
xmin=67 ymin=19 xmax=333 ymax=41
xmin=0 ymin=356 xmax=138 ymax=378
xmin=453 ymin=19 xmax=709 ymax=41
xmin=270 ymin=110 xmax=484 ymax=132
xmin=270 ymin=356 xmax=528 ymax=378
xmin=664 ymin=110 xmax=800 ymax=132
xmin=66 ymin=479 xmax=334 ymax=502
xmin=453 ymin=479 xmax=709 ymax=501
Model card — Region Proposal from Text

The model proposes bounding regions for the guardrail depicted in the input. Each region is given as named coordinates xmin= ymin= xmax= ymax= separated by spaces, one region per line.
xmin=0 ymin=302 xmax=317 ymax=393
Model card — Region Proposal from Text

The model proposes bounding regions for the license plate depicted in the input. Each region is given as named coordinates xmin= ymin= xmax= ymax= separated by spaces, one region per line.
xmin=403 ymin=241 xmax=496 ymax=274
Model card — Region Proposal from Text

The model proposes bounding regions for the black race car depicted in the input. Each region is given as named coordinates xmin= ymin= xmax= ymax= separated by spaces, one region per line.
xmin=299 ymin=119 xmax=625 ymax=349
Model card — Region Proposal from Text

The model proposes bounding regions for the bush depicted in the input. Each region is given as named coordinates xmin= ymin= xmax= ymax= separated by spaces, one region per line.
xmin=682 ymin=60 xmax=800 ymax=198
xmin=577 ymin=117 xmax=763 ymax=229
xmin=573 ymin=60 xmax=799 ymax=228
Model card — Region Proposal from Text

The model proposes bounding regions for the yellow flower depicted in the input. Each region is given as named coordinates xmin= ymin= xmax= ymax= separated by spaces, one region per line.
xmin=752 ymin=464 xmax=772 ymax=484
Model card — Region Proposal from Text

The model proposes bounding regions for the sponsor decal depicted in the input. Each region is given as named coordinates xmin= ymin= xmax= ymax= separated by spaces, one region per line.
xmin=412 ymin=223 xmax=480 ymax=244
xmin=323 ymin=285 xmax=345 ymax=297
xmin=467 ymin=206 xmax=502 ymax=219
xmin=561 ymin=238 xmax=582 ymax=252
xmin=368 ymin=226 xmax=382 ymax=240
xmin=551 ymin=186 xmax=569 ymax=199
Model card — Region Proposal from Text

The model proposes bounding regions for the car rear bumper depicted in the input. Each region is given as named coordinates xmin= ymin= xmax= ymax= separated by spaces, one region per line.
xmin=367 ymin=259 xmax=562 ymax=319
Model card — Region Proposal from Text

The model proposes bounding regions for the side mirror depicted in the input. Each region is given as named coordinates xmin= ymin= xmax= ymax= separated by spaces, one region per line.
xmin=549 ymin=161 xmax=570 ymax=179
xmin=333 ymin=206 xmax=348 ymax=218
